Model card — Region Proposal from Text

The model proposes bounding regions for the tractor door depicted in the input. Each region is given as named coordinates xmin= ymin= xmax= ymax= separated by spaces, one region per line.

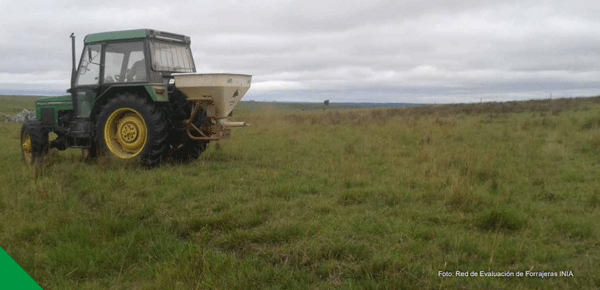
xmin=103 ymin=41 xmax=147 ymax=84
xmin=72 ymin=43 xmax=102 ymax=119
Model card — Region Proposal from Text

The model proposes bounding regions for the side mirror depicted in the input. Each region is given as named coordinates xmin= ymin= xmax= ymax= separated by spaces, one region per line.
xmin=87 ymin=46 xmax=92 ymax=60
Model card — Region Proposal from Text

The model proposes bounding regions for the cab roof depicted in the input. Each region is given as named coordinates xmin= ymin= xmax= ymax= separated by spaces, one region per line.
xmin=83 ymin=29 xmax=190 ymax=44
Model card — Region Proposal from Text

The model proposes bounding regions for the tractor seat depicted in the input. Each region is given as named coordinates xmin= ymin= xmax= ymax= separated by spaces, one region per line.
xmin=127 ymin=60 xmax=146 ymax=82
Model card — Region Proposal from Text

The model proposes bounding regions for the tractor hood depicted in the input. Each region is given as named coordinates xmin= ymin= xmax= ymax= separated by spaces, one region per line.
xmin=172 ymin=73 xmax=251 ymax=118
xmin=36 ymin=95 xmax=72 ymax=106
xmin=34 ymin=95 xmax=73 ymax=124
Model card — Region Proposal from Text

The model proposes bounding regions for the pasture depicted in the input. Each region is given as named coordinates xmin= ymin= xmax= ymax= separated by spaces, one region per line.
xmin=1 ymin=96 xmax=599 ymax=289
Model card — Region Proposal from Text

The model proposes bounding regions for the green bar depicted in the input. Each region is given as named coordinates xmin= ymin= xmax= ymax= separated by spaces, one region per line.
xmin=0 ymin=248 xmax=43 ymax=289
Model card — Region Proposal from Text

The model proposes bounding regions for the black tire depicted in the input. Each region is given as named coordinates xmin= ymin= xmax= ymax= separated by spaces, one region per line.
xmin=21 ymin=120 xmax=49 ymax=165
xmin=168 ymin=95 xmax=210 ymax=163
xmin=95 ymin=93 xmax=168 ymax=167
xmin=172 ymin=140 xmax=209 ymax=163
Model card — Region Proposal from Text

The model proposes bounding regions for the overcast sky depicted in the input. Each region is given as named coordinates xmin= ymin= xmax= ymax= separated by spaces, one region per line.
xmin=1 ymin=0 xmax=600 ymax=103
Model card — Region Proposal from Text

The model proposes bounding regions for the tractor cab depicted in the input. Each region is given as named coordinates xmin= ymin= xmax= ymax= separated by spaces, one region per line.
xmin=68 ymin=30 xmax=195 ymax=136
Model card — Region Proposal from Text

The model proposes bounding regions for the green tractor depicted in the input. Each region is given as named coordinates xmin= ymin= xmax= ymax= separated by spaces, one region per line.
xmin=21 ymin=29 xmax=251 ymax=166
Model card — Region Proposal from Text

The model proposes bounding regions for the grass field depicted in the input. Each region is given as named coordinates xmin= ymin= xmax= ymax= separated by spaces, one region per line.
xmin=1 ymin=96 xmax=600 ymax=289
xmin=0 ymin=95 xmax=42 ymax=114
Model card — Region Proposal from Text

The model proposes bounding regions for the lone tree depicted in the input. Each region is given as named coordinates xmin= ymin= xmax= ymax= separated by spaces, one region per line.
xmin=324 ymin=99 xmax=330 ymax=106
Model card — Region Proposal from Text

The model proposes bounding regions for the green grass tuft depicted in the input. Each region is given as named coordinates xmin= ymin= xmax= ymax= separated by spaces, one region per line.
xmin=477 ymin=208 xmax=527 ymax=232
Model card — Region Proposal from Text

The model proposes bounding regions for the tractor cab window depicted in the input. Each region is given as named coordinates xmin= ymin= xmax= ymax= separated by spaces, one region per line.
xmin=149 ymin=41 xmax=195 ymax=73
xmin=76 ymin=44 xmax=101 ymax=86
xmin=104 ymin=41 xmax=147 ymax=83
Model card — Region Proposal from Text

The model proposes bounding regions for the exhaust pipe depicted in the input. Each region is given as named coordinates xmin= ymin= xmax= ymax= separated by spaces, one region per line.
xmin=70 ymin=33 xmax=76 ymax=88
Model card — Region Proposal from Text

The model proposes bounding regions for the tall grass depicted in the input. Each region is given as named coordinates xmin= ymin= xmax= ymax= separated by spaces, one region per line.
xmin=1 ymin=96 xmax=600 ymax=289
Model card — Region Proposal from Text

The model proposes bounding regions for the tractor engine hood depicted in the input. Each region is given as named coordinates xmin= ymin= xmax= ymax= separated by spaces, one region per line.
xmin=172 ymin=73 xmax=252 ymax=118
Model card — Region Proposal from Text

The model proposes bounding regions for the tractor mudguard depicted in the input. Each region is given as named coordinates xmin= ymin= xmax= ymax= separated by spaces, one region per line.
xmin=91 ymin=84 xmax=168 ymax=119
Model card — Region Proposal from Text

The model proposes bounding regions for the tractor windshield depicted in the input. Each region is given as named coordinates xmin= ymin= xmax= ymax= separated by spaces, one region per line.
xmin=149 ymin=41 xmax=195 ymax=73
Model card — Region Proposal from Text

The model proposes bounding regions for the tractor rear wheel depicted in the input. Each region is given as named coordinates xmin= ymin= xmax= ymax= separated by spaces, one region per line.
xmin=21 ymin=120 xmax=48 ymax=165
xmin=96 ymin=93 xmax=168 ymax=166
xmin=172 ymin=140 xmax=209 ymax=163
xmin=171 ymin=107 xmax=209 ymax=163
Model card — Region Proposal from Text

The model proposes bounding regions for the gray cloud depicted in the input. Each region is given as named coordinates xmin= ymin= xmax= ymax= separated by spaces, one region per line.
xmin=1 ymin=0 xmax=599 ymax=103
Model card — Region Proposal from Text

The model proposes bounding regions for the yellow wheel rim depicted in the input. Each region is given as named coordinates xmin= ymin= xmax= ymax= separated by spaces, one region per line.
xmin=104 ymin=108 xmax=147 ymax=158
xmin=22 ymin=132 xmax=33 ymax=163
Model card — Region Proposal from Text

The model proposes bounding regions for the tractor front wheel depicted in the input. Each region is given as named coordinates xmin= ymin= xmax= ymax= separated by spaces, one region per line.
xmin=96 ymin=93 xmax=168 ymax=166
xmin=21 ymin=120 xmax=48 ymax=165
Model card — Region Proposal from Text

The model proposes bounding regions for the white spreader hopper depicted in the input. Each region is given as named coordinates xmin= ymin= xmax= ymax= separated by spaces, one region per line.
xmin=172 ymin=73 xmax=252 ymax=119
xmin=171 ymin=73 xmax=252 ymax=141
